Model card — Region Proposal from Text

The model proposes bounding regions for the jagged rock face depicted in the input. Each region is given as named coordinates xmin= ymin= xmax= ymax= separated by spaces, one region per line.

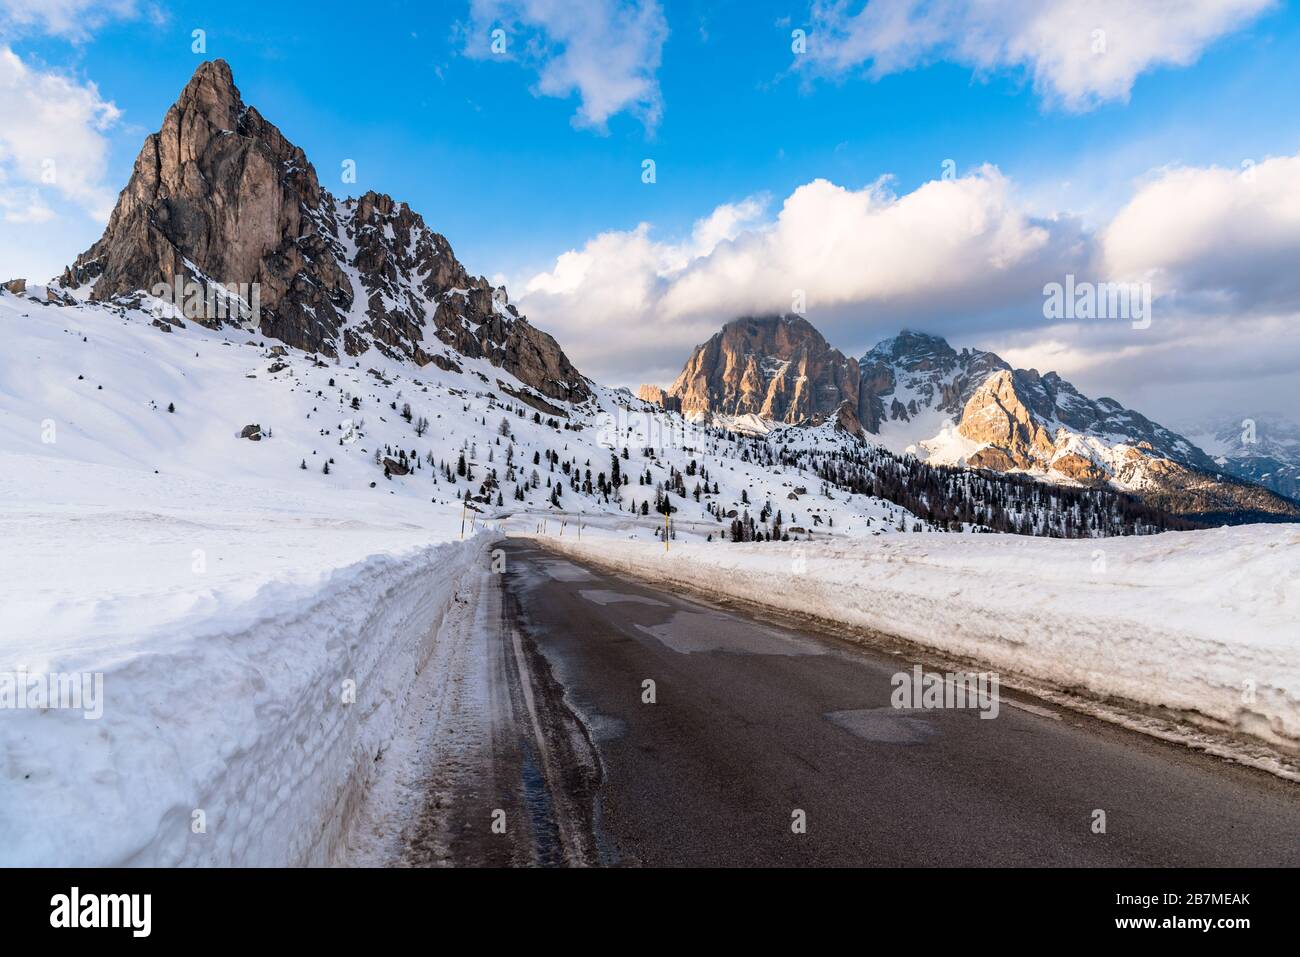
xmin=860 ymin=330 xmax=1215 ymax=470
xmin=668 ymin=315 xmax=859 ymax=425
xmin=636 ymin=384 xmax=681 ymax=412
xmin=858 ymin=330 xmax=1008 ymax=432
xmin=62 ymin=59 xmax=589 ymax=405
xmin=1048 ymin=452 xmax=1110 ymax=484
xmin=337 ymin=191 xmax=587 ymax=403
xmin=66 ymin=60 xmax=351 ymax=351
xmin=1005 ymin=368 xmax=1215 ymax=471
xmin=833 ymin=400 xmax=865 ymax=438
xmin=882 ymin=341 xmax=1299 ymax=515
xmin=923 ymin=344 xmax=1297 ymax=516
xmin=952 ymin=364 xmax=1225 ymax=486
xmin=958 ymin=370 xmax=1059 ymax=469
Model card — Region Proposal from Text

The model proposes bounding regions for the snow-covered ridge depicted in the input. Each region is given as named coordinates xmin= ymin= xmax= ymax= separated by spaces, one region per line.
xmin=860 ymin=332 xmax=1206 ymax=473
xmin=849 ymin=331 xmax=1300 ymax=521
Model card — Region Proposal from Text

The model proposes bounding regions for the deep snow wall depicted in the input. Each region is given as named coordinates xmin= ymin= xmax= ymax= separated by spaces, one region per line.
xmin=1 ymin=537 xmax=490 ymax=866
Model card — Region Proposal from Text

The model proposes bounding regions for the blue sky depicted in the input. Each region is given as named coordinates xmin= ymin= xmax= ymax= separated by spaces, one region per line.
xmin=3 ymin=0 xmax=1300 ymax=420
xmin=14 ymin=0 xmax=1299 ymax=273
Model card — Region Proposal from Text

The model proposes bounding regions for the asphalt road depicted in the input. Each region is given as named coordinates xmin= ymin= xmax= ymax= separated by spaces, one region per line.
xmin=465 ymin=539 xmax=1300 ymax=866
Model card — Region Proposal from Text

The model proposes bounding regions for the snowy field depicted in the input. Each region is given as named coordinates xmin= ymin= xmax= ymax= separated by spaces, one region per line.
xmin=540 ymin=525 xmax=1300 ymax=777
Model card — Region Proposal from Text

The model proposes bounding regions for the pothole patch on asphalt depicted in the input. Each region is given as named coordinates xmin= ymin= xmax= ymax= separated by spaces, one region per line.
xmin=826 ymin=708 xmax=939 ymax=744
xmin=635 ymin=611 xmax=828 ymax=656
xmin=578 ymin=589 xmax=670 ymax=607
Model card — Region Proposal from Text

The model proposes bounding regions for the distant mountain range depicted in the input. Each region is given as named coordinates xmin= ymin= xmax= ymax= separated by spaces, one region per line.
xmin=644 ymin=315 xmax=1299 ymax=523
xmin=1180 ymin=414 xmax=1300 ymax=501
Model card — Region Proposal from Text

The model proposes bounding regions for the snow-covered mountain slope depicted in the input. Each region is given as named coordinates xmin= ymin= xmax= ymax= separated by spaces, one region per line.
xmin=1 ymin=57 xmax=930 ymax=549
xmin=1181 ymin=414 xmax=1300 ymax=501
xmin=0 ymin=286 xmax=924 ymax=548
xmin=857 ymin=330 xmax=1297 ymax=521
xmin=857 ymin=330 xmax=1009 ymax=441
xmin=25 ymin=54 xmax=1276 ymax=532
xmin=859 ymin=330 xmax=1207 ymax=469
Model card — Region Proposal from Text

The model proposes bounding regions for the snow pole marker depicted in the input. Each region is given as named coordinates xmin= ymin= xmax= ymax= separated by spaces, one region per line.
xmin=460 ymin=502 xmax=466 ymax=540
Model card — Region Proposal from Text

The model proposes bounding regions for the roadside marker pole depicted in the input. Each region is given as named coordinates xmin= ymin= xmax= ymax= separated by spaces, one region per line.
xmin=460 ymin=502 xmax=466 ymax=540
xmin=665 ymin=510 xmax=669 ymax=553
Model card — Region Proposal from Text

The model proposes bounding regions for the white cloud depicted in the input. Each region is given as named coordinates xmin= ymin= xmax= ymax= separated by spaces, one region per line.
xmin=464 ymin=0 xmax=669 ymax=131
xmin=797 ymin=0 xmax=1273 ymax=111
xmin=518 ymin=167 xmax=1086 ymax=383
xmin=995 ymin=310 xmax=1300 ymax=425
xmin=0 ymin=0 xmax=150 ymax=43
xmin=0 ymin=46 xmax=122 ymax=221
xmin=515 ymin=154 xmax=1300 ymax=422
xmin=1103 ymin=153 xmax=1300 ymax=311
xmin=0 ymin=185 xmax=55 ymax=223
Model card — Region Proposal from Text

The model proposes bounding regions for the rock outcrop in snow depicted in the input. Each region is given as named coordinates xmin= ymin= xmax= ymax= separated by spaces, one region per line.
xmin=668 ymin=315 xmax=861 ymax=426
xmin=636 ymin=384 xmax=681 ymax=412
xmin=59 ymin=59 xmax=589 ymax=406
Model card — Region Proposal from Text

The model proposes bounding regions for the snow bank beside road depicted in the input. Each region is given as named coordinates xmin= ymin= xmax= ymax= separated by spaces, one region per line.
xmin=0 ymin=534 xmax=488 ymax=866
xmin=540 ymin=526 xmax=1300 ymax=761
xmin=0 ymin=452 xmax=491 ymax=866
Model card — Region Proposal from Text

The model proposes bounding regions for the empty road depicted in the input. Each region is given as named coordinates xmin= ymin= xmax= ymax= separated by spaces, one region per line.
xmin=411 ymin=538 xmax=1300 ymax=867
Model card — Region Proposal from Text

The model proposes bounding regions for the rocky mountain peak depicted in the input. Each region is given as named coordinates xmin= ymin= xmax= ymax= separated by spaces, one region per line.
xmin=858 ymin=329 xmax=1008 ymax=430
xmin=663 ymin=312 xmax=1296 ymax=520
xmin=667 ymin=314 xmax=860 ymax=425
xmin=175 ymin=58 xmax=241 ymax=129
xmin=866 ymin=329 xmax=959 ymax=368
xmin=58 ymin=58 xmax=589 ymax=405
xmin=63 ymin=57 xmax=345 ymax=347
